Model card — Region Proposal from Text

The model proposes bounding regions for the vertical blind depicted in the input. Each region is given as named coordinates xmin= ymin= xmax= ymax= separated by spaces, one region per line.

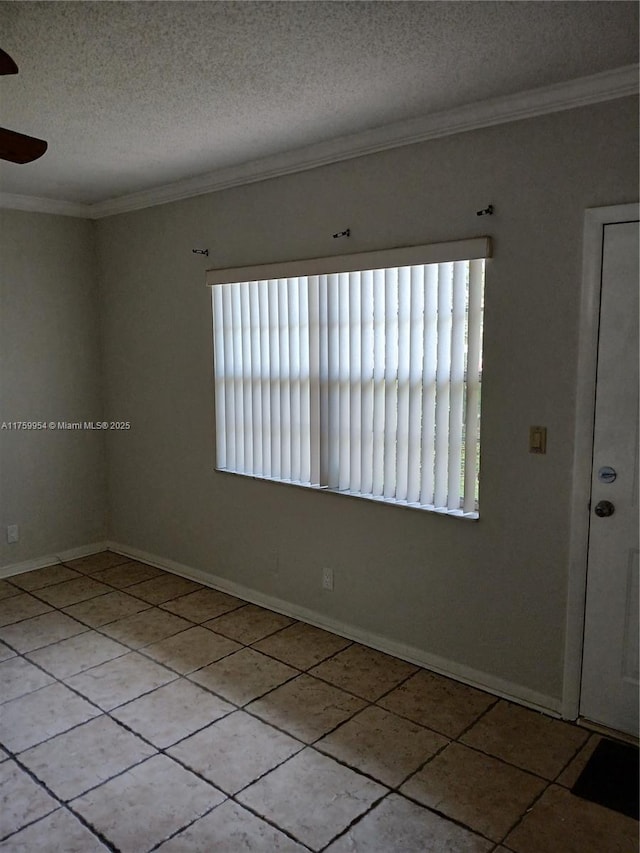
xmin=209 ymin=238 xmax=489 ymax=517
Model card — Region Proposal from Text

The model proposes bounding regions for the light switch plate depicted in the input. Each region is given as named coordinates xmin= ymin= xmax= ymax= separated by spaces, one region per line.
xmin=529 ymin=426 xmax=547 ymax=454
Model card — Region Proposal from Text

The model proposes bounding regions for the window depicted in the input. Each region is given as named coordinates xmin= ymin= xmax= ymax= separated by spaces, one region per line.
xmin=209 ymin=237 xmax=489 ymax=518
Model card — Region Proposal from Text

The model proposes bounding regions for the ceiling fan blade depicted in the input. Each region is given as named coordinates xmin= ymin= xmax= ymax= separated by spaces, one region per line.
xmin=0 ymin=48 xmax=18 ymax=75
xmin=0 ymin=127 xmax=48 ymax=164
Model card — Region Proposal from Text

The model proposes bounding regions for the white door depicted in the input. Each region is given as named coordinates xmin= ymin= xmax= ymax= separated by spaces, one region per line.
xmin=580 ymin=218 xmax=639 ymax=736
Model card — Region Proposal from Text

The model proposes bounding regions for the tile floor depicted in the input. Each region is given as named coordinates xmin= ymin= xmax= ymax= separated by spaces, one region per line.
xmin=0 ymin=551 xmax=637 ymax=852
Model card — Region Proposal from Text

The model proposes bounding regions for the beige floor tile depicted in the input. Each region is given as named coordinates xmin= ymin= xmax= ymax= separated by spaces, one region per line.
xmin=141 ymin=625 xmax=240 ymax=673
xmin=156 ymin=800 xmax=306 ymax=852
xmin=99 ymin=607 xmax=192 ymax=648
xmin=0 ymin=807 xmax=109 ymax=852
xmin=112 ymin=678 xmax=234 ymax=747
xmin=205 ymin=604 xmax=294 ymax=645
xmin=63 ymin=551 xmax=130 ymax=573
xmin=0 ymin=610 xmax=88 ymax=653
xmin=378 ymin=670 xmax=495 ymax=737
xmin=65 ymin=650 xmax=177 ymax=710
xmin=170 ymin=710 xmax=303 ymax=794
xmin=505 ymin=784 xmax=638 ymax=853
xmin=63 ymin=590 xmax=150 ymax=627
xmin=0 ymin=657 xmax=54 ymax=703
xmin=8 ymin=564 xmax=81 ymax=591
xmin=189 ymin=648 xmax=298 ymax=705
xmin=90 ymin=560 xmax=164 ymax=588
xmin=401 ymin=742 xmax=547 ymax=842
xmin=26 ymin=630 xmax=129 ymax=678
xmin=247 ymin=674 xmax=366 ymax=743
xmin=0 ymin=641 xmax=15 ymax=661
xmin=316 ymin=705 xmax=448 ymax=787
xmin=0 ymin=760 xmax=58 ymax=840
xmin=0 ymin=580 xmax=20 ymax=602
xmin=324 ymin=792 xmax=493 ymax=853
xmin=20 ymin=715 xmax=156 ymax=800
xmin=71 ymin=754 xmax=224 ymax=853
xmin=310 ymin=644 xmax=418 ymax=701
xmin=0 ymin=682 xmax=101 ymax=753
xmin=556 ymin=733 xmax=601 ymax=787
xmin=0 ymin=593 xmax=52 ymax=627
xmin=34 ymin=577 xmax=111 ymax=607
xmin=460 ymin=700 xmax=589 ymax=779
xmin=238 ymin=747 xmax=386 ymax=850
xmin=161 ymin=588 xmax=246 ymax=622
xmin=126 ymin=574 xmax=203 ymax=604
xmin=252 ymin=622 xmax=352 ymax=670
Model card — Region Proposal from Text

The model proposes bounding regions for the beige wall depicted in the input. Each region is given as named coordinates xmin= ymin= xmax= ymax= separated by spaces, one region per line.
xmin=0 ymin=211 xmax=107 ymax=566
xmin=97 ymin=98 xmax=638 ymax=708
xmin=4 ymin=97 xmax=634 ymax=710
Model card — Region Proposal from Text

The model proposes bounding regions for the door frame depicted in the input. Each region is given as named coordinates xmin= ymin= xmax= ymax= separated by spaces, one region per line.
xmin=562 ymin=202 xmax=639 ymax=721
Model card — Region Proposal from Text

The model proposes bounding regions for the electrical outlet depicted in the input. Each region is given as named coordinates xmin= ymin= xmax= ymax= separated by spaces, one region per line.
xmin=322 ymin=567 xmax=334 ymax=591
xmin=7 ymin=524 xmax=19 ymax=544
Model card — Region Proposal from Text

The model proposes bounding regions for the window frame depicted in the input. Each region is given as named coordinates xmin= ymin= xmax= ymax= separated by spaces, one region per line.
xmin=208 ymin=236 xmax=491 ymax=519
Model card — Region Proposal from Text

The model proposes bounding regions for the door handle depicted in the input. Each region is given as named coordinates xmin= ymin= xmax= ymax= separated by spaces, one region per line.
xmin=594 ymin=500 xmax=615 ymax=517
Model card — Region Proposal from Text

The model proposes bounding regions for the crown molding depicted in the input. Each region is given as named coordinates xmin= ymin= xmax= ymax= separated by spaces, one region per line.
xmin=0 ymin=192 xmax=91 ymax=218
xmin=1 ymin=64 xmax=637 ymax=220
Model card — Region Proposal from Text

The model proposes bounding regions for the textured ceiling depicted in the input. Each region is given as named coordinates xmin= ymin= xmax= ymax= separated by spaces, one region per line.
xmin=0 ymin=1 xmax=637 ymax=206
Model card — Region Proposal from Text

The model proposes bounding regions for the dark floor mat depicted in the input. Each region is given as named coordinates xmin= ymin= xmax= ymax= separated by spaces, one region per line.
xmin=571 ymin=737 xmax=639 ymax=820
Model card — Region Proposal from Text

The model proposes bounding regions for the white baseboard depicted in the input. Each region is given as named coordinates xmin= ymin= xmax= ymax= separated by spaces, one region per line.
xmin=107 ymin=540 xmax=562 ymax=719
xmin=0 ymin=541 xmax=109 ymax=579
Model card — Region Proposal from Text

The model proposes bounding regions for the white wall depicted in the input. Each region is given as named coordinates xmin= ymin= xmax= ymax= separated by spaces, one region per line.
xmin=0 ymin=211 xmax=107 ymax=567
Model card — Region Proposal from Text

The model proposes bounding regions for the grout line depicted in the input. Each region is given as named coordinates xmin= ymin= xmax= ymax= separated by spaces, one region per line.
xmin=143 ymin=802 xmax=225 ymax=852
xmin=391 ymin=784 xmax=502 ymax=846
xmin=0 ymin=636 xmax=575 ymax=853
xmin=24 ymin=639 xmax=131 ymax=677
xmin=6 ymin=706 xmax=384 ymax=853
xmin=307 ymin=665 xmax=417 ymax=705
xmin=295 ymin=699 xmax=509 ymax=848
xmin=0 ymin=553 xmax=616 ymax=851
xmin=367 ymin=697 xmax=487 ymax=742
xmin=454 ymin=695 xmax=502 ymax=740
xmin=551 ymin=730 xmax=593 ymax=785
xmin=2 ymin=658 xmax=240 ymax=847
xmin=59 ymin=602 xmax=155 ymax=632
xmin=0 ymin=624 xmax=93 ymax=657
xmin=77 ymin=704 xmax=316 ymax=851
xmin=225 ymin=796 xmax=316 ymax=851
xmin=247 ymin=636 xmax=355 ymax=672
xmin=199 ymin=620 xmax=287 ymax=647
xmin=186 ymin=662 xmax=304 ymax=710
xmin=0 ymin=599 xmax=55 ymax=627
xmin=0 ymin=800 xmax=59 ymax=846
xmin=314 ymin=788 xmax=390 ymax=852
xmin=448 ymin=738 xmax=552 ymax=783
xmin=18 ymin=717 xmax=158 ymax=802
xmin=1 ymin=751 xmax=120 ymax=851
xmin=160 ymin=737 xmax=316 ymax=849
xmin=60 ymin=553 xmax=132 ymax=572
xmin=494 ymin=779 xmax=551 ymax=847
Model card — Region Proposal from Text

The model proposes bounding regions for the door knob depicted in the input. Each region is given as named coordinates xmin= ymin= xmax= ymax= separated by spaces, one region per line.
xmin=594 ymin=500 xmax=615 ymax=517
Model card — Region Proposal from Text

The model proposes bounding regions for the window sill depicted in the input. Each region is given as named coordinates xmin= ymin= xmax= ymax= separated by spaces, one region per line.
xmin=215 ymin=467 xmax=480 ymax=521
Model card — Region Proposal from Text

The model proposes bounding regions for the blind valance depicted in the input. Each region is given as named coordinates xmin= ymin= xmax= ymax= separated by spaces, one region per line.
xmin=206 ymin=236 xmax=491 ymax=287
